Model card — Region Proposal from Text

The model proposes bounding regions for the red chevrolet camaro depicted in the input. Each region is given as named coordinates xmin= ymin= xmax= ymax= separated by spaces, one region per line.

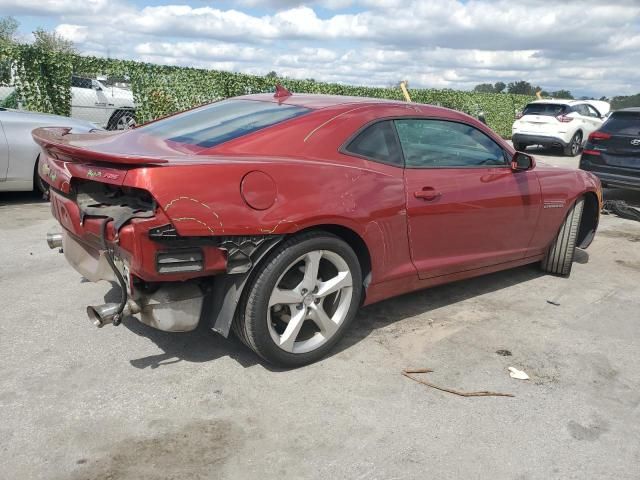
xmin=34 ymin=88 xmax=602 ymax=367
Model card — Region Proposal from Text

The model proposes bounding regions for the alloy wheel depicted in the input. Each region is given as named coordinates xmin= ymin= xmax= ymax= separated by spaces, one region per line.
xmin=267 ymin=250 xmax=353 ymax=354
xmin=116 ymin=113 xmax=136 ymax=130
xmin=571 ymin=132 xmax=582 ymax=156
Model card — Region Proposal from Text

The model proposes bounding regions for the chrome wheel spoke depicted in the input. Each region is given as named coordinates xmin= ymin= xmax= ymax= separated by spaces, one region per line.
xmin=310 ymin=304 xmax=339 ymax=338
xmin=300 ymin=251 xmax=322 ymax=292
xmin=279 ymin=307 xmax=307 ymax=352
xmin=316 ymin=271 xmax=352 ymax=298
xmin=269 ymin=287 xmax=302 ymax=307
xmin=267 ymin=248 xmax=354 ymax=355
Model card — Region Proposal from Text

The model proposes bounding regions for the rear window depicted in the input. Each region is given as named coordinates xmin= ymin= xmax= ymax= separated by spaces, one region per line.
xmin=523 ymin=103 xmax=567 ymax=116
xmin=137 ymin=99 xmax=310 ymax=148
xmin=602 ymin=112 xmax=640 ymax=135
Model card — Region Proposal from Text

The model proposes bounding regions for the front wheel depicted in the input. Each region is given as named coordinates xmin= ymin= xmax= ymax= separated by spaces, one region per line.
xmin=234 ymin=232 xmax=362 ymax=367
xmin=34 ymin=156 xmax=49 ymax=199
xmin=541 ymin=197 xmax=584 ymax=276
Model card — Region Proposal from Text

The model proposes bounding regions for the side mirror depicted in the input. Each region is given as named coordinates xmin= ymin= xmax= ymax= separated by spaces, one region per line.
xmin=511 ymin=152 xmax=535 ymax=171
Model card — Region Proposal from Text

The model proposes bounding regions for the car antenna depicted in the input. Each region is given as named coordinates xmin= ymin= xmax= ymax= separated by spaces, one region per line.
xmin=274 ymin=83 xmax=292 ymax=99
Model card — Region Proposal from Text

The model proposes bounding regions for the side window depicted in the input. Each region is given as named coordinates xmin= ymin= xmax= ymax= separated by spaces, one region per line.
xmin=344 ymin=120 xmax=402 ymax=166
xmin=71 ymin=76 xmax=92 ymax=89
xmin=586 ymin=105 xmax=601 ymax=118
xmin=575 ymin=104 xmax=590 ymax=117
xmin=394 ymin=119 xmax=506 ymax=168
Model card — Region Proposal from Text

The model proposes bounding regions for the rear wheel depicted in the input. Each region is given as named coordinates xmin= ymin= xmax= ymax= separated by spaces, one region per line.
xmin=541 ymin=197 xmax=585 ymax=276
xmin=513 ymin=141 xmax=527 ymax=151
xmin=564 ymin=131 xmax=583 ymax=156
xmin=108 ymin=110 xmax=136 ymax=131
xmin=234 ymin=232 xmax=362 ymax=367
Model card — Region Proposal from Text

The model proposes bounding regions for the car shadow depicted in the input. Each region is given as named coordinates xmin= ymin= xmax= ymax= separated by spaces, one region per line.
xmin=523 ymin=145 xmax=567 ymax=157
xmin=333 ymin=264 xmax=546 ymax=356
xmin=105 ymin=264 xmax=547 ymax=371
xmin=100 ymin=286 xmax=266 ymax=371
xmin=0 ymin=191 xmax=45 ymax=206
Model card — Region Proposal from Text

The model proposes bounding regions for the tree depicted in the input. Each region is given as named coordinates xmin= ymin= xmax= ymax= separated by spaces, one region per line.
xmin=551 ymin=89 xmax=574 ymax=99
xmin=473 ymin=83 xmax=495 ymax=93
xmin=32 ymin=28 xmax=76 ymax=54
xmin=265 ymin=71 xmax=278 ymax=78
xmin=507 ymin=80 xmax=539 ymax=96
xmin=610 ymin=93 xmax=640 ymax=110
xmin=0 ymin=16 xmax=18 ymax=43
xmin=494 ymin=81 xmax=506 ymax=93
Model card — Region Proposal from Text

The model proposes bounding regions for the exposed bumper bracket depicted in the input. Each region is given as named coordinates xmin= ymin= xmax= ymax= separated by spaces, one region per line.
xmin=204 ymin=236 xmax=284 ymax=337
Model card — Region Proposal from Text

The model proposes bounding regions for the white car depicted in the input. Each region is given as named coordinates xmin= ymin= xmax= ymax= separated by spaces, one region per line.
xmin=0 ymin=108 xmax=98 ymax=193
xmin=70 ymin=76 xmax=136 ymax=130
xmin=512 ymin=99 xmax=611 ymax=156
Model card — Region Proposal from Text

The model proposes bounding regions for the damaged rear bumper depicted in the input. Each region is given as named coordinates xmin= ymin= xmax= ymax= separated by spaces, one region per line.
xmin=47 ymin=186 xmax=283 ymax=336
xmin=50 ymin=227 xmax=205 ymax=332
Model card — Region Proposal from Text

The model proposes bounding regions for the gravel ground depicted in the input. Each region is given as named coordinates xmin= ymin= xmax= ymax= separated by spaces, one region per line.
xmin=1 ymin=149 xmax=639 ymax=480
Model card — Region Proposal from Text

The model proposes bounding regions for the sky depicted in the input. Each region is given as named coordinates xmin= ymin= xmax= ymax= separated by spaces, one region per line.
xmin=1 ymin=0 xmax=639 ymax=97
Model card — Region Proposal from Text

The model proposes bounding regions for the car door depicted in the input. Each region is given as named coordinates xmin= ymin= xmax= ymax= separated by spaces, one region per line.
xmin=0 ymin=117 xmax=8 ymax=180
xmin=585 ymin=104 xmax=605 ymax=136
xmin=574 ymin=104 xmax=599 ymax=139
xmin=70 ymin=76 xmax=111 ymax=127
xmin=397 ymin=118 xmax=542 ymax=279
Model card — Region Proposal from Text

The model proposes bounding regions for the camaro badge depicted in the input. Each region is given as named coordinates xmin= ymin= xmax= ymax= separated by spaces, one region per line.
xmin=544 ymin=200 xmax=565 ymax=209
xmin=631 ymin=139 xmax=640 ymax=146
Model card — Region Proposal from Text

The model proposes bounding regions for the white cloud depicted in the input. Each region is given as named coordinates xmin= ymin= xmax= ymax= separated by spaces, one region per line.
xmin=55 ymin=24 xmax=88 ymax=43
xmin=2 ymin=0 xmax=639 ymax=96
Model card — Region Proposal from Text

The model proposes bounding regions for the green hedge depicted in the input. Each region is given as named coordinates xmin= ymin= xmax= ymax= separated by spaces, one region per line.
xmin=0 ymin=43 xmax=533 ymax=137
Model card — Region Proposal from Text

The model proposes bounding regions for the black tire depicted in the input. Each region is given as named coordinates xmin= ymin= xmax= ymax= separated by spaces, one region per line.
xmin=233 ymin=232 xmax=362 ymax=367
xmin=564 ymin=131 xmax=583 ymax=157
xmin=541 ymin=197 xmax=585 ymax=276
xmin=107 ymin=110 xmax=136 ymax=131
xmin=34 ymin=156 xmax=49 ymax=199
xmin=513 ymin=141 xmax=527 ymax=151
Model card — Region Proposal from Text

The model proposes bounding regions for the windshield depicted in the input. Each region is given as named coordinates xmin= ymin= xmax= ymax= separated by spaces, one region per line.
xmin=523 ymin=103 xmax=567 ymax=116
xmin=137 ymin=99 xmax=311 ymax=148
xmin=602 ymin=112 xmax=640 ymax=135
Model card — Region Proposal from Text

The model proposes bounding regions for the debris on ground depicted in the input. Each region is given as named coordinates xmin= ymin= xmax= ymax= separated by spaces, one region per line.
xmin=496 ymin=349 xmax=512 ymax=356
xmin=508 ymin=367 xmax=530 ymax=380
xmin=547 ymin=300 xmax=561 ymax=306
xmin=402 ymin=368 xmax=514 ymax=398
xmin=602 ymin=200 xmax=640 ymax=222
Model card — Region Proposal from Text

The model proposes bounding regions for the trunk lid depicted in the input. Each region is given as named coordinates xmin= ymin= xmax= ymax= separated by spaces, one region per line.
xmin=517 ymin=103 xmax=569 ymax=133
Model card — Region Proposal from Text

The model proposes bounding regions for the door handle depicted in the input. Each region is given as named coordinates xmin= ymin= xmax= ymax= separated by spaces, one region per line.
xmin=414 ymin=187 xmax=441 ymax=201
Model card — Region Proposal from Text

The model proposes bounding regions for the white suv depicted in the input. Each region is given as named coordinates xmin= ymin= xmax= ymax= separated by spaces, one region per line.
xmin=512 ymin=99 xmax=610 ymax=156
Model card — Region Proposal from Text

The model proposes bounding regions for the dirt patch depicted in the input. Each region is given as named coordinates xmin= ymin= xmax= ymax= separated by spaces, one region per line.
xmin=615 ymin=259 xmax=640 ymax=272
xmin=598 ymin=230 xmax=640 ymax=243
xmin=567 ymin=418 xmax=609 ymax=441
xmin=64 ymin=419 xmax=243 ymax=480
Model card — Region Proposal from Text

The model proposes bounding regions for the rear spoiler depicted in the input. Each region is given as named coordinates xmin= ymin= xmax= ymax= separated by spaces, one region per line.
xmin=32 ymin=127 xmax=169 ymax=165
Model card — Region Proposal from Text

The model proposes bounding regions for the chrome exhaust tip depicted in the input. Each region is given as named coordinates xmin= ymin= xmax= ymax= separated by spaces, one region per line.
xmin=87 ymin=300 xmax=141 ymax=328
xmin=47 ymin=231 xmax=63 ymax=250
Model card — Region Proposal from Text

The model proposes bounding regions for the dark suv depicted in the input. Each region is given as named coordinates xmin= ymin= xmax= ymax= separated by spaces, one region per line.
xmin=580 ymin=108 xmax=640 ymax=190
